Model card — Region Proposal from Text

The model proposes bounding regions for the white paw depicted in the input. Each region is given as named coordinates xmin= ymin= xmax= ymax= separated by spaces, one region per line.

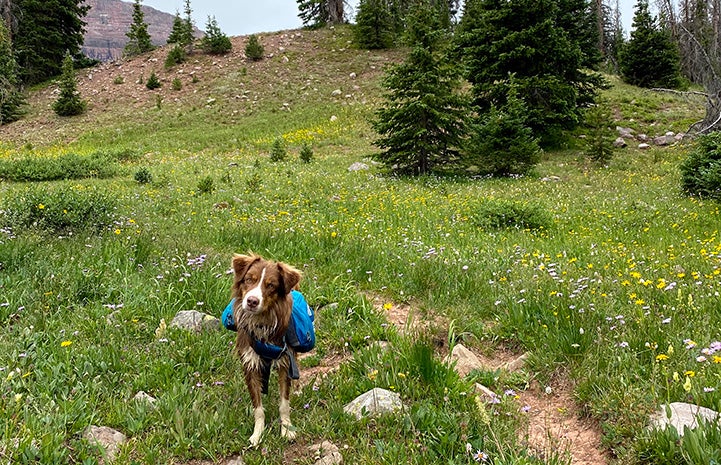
xmin=281 ymin=424 xmax=297 ymax=441
xmin=249 ymin=432 xmax=262 ymax=447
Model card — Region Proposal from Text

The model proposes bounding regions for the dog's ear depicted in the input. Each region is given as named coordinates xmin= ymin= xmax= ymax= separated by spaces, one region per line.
xmin=232 ymin=253 xmax=259 ymax=279
xmin=277 ymin=262 xmax=302 ymax=294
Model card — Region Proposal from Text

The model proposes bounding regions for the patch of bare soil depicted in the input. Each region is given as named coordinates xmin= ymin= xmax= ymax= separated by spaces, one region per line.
xmin=369 ymin=295 xmax=608 ymax=465
xmin=519 ymin=381 xmax=608 ymax=465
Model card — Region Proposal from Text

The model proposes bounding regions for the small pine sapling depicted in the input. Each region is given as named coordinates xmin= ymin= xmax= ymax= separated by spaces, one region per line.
xmin=146 ymin=71 xmax=161 ymax=90
xmin=270 ymin=137 xmax=287 ymax=162
xmin=245 ymin=34 xmax=264 ymax=61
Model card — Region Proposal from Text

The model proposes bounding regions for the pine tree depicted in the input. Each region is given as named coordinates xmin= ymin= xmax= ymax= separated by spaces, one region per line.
xmin=372 ymin=5 xmax=468 ymax=175
xmin=124 ymin=0 xmax=154 ymax=58
xmin=354 ymin=0 xmax=395 ymax=49
xmin=201 ymin=16 xmax=231 ymax=55
xmin=52 ymin=53 xmax=85 ymax=116
xmin=13 ymin=0 xmax=89 ymax=85
xmin=245 ymin=34 xmax=264 ymax=61
xmin=618 ymin=0 xmax=683 ymax=89
xmin=167 ymin=12 xmax=189 ymax=45
xmin=455 ymin=0 xmax=602 ymax=142
xmin=0 ymin=18 xmax=25 ymax=124
xmin=467 ymin=83 xmax=541 ymax=176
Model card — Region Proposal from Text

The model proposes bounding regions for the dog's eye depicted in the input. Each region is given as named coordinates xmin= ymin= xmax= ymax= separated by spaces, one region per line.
xmin=244 ymin=276 xmax=255 ymax=284
xmin=265 ymin=282 xmax=275 ymax=291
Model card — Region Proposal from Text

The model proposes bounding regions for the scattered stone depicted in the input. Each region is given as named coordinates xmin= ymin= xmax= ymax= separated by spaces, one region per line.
xmin=638 ymin=143 xmax=651 ymax=150
xmin=675 ymin=132 xmax=685 ymax=141
xmin=132 ymin=390 xmax=157 ymax=406
xmin=83 ymin=425 xmax=127 ymax=462
xmin=330 ymin=115 xmax=338 ymax=122
xmin=653 ymin=135 xmax=673 ymax=146
xmin=617 ymin=126 xmax=635 ymax=139
xmin=349 ymin=72 xmax=357 ymax=79
xmin=343 ymin=387 xmax=403 ymax=419
xmin=504 ymin=352 xmax=530 ymax=372
xmin=310 ymin=441 xmax=343 ymax=465
xmin=447 ymin=344 xmax=484 ymax=378
xmin=474 ymin=382 xmax=499 ymax=402
xmin=613 ymin=137 xmax=627 ymax=148
xmin=331 ymin=89 xmax=342 ymax=97
xmin=169 ymin=310 xmax=220 ymax=333
xmin=213 ymin=201 xmax=230 ymax=209
xmin=223 ymin=456 xmax=246 ymax=465
xmin=637 ymin=134 xmax=649 ymax=142
xmin=541 ymin=175 xmax=562 ymax=182
xmin=347 ymin=162 xmax=369 ymax=172
xmin=650 ymin=402 xmax=720 ymax=436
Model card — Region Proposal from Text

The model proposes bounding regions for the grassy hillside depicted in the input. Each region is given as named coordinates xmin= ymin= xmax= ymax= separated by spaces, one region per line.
xmin=1 ymin=26 xmax=719 ymax=465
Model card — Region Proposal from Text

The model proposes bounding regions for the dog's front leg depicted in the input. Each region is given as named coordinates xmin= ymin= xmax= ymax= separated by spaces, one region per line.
xmin=278 ymin=359 xmax=296 ymax=441
xmin=241 ymin=346 xmax=266 ymax=447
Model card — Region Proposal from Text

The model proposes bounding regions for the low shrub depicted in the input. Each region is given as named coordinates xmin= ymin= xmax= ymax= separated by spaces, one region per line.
xmin=1 ymin=185 xmax=117 ymax=233
xmin=245 ymin=34 xmax=264 ymax=61
xmin=134 ymin=167 xmax=153 ymax=184
xmin=196 ymin=176 xmax=215 ymax=194
xmin=299 ymin=143 xmax=314 ymax=163
xmin=146 ymin=71 xmax=161 ymax=90
xmin=471 ymin=199 xmax=552 ymax=231
xmin=680 ymin=131 xmax=721 ymax=199
xmin=270 ymin=137 xmax=287 ymax=162
xmin=165 ymin=45 xmax=187 ymax=68
xmin=0 ymin=152 xmax=119 ymax=182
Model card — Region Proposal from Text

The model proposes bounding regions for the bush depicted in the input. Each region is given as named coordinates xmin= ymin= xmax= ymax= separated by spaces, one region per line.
xmin=1 ymin=185 xmax=117 ymax=233
xmin=680 ymin=131 xmax=721 ymax=199
xmin=171 ymin=78 xmax=182 ymax=91
xmin=471 ymin=199 xmax=551 ymax=231
xmin=0 ymin=152 xmax=118 ymax=182
xmin=270 ymin=137 xmax=287 ymax=162
xmin=134 ymin=167 xmax=153 ymax=184
xmin=196 ymin=176 xmax=215 ymax=194
xmin=245 ymin=34 xmax=264 ymax=61
xmin=165 ymin=45 xmax=187 ymax=68
xmin=299 ymin=143 xmax=314 ymax=163
xmin=146 ymin=71 xmax=161 ymax=90
xmin=201 ymin=16 xmax=232 ymax=55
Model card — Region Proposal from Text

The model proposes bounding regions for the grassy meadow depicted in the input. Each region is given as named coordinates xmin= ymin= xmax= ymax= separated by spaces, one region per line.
xmin=1 ymin=26 xmax=720 ymax=464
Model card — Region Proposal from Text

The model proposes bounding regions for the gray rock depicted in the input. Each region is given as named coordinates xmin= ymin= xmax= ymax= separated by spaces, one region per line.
xmin=343 ymin=388 xmax=403 ymax=419
xmin=223 ymin=457 xmax=246 ymax=465
xmin=504 ymin=352 xmax=530 ymax=372
xmin=132 ymin=390 xmax=157 ymax=406
xmin=310 ymin=441 xmax=343 ymax=465
xmin=541 ymin=175 xmax=561 ymax=182
xmin=613 ymin=137 xmax=627 ymax=148
xmin=474 ymin=383 xmax=499 ymax=402
xmin=650 ymin=402 xmax=720 ymax=436
xmin=83 ymin=425 xmax=126 ymax=462
xmin=447 ymin=344 xmax=484 ymax=378
xmin=653 ymin=135 xmax=673 ymax=146
xmin=617 ymin=126 xmax=635 ymax=139
xmin=638 ymin=143 xmax=651 ymax=150
xmin=169 ymin=310 xmax=220 ymax=332
xmin=347 ymin=162 xmax=369 ymax=172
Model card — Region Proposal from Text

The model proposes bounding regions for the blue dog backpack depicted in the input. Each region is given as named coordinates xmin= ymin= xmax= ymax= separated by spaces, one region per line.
xmin=221 ymin=290 xmax=315 ymax=353
xmin=286 ymin=290 xmax=315 ymax=353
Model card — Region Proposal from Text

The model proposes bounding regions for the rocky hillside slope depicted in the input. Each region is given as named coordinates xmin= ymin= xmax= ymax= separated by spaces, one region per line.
xmin=83 ymin=0 xmax=202 ymax=61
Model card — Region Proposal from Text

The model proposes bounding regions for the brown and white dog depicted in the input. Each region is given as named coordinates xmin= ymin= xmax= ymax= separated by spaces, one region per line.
xmin=231 ymin=253 xmax=302 ymax=447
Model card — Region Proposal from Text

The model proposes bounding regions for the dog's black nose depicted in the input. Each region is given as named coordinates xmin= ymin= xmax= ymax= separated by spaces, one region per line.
xmin=246 ymin=296 xmax=260 ymax=309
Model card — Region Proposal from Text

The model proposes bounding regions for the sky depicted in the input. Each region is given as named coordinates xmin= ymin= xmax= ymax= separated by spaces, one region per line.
xmin=141 ymin=0 xmax=637 ymax=38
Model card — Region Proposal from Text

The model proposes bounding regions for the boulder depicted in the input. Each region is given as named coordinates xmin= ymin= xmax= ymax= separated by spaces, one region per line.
xmin=650 ymin=402 xmax=720 ymax=436
xmin=310 ymin=441 xmax=343 ymax=465
xmin=83 ymin=425 xmax=126 ymax=462
xmin=169 ymin=310 xmax=220 ymax=332
xmin=343 ymin=388 xmax=403 ymax=419
xmin=447 ymin=344 xmax=485 ymax=377
xmin=613 ymin=137 xmax=627 ymax=148
xmin=347 ymin=162 xmax=369 ymax=172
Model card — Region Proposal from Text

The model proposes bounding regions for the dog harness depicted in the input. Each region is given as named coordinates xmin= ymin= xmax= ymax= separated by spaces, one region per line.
xmin=221 ymin=292 xmax=304 ymax=389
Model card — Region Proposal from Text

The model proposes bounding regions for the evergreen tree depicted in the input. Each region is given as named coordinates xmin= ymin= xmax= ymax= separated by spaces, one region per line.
xmin=201 ymin=15 xmax=231 ymax=54
xmin=167 ymin=12 xmax=191 ymax=45
xmin=124 ymin=0 xmax=154 ymax=58
xmin=52 ymin=53 xmax=85 ymax=116
xmin=557 ymin=0 xmax=602 ymax=68
xmin=297 ymin=0 xmax=346 ymax=28
xmin=618 ymin=0 xmax=683 ymax=89
xmin=245 ymin=34 xmax=264 ymax=61
xmin=372 ymin=6 xmax=469 ymax=175
xmin=455 ymin=0 xmax=602 ymax=142
xmin=354 ymin=0 xmax=395 ymax=49
xmin=0 ymin=18 xmax=25 ymax=125
xmin=13 ymin=0 xmax=89 ymax=85
xmin=467 ymin=82 xmax=541 ymax=176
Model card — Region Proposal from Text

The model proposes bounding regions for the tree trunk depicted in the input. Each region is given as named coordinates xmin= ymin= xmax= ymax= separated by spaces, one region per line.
xmin=327 ymin=0 xmax=345 ymax=25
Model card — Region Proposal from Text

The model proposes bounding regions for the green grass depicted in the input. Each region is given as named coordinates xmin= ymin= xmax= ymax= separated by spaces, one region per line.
xmin=1 ymin=25 xmax=719 ymax=464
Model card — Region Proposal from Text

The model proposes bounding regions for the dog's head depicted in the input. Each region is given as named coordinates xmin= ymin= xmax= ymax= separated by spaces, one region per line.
xmin=231 ymin=253 xmax=301 ymax=315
